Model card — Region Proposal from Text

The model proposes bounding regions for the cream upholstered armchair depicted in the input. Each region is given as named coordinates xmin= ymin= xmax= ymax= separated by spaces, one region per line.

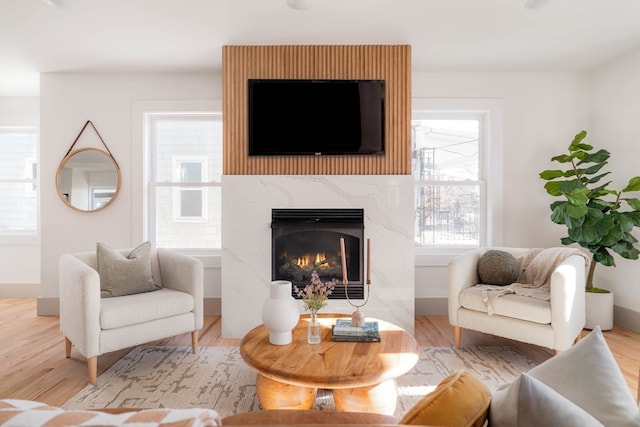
xmin=448 ymin=247 xmax=588 ymax=353
xmin=59 ymin=243 xmax=203 ymax=384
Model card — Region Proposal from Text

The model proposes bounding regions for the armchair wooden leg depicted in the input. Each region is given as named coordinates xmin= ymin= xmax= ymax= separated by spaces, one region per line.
xmin=64 ymin=337 xmax=72 ymax=358
xmin=454 ymin=326 xmax=461 ymax=349
xmin=191 ymin=331 xmax=199 ymax=354
xmin=88 ymin=357 xmax=97 ymax=385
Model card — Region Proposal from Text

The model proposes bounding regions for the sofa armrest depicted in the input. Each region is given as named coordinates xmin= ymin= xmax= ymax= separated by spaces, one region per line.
xmin=447 ymin=247 xmax=486 ymax=326
xmin=550 ymin=253 xmax=587 ymax=350
xmin=157 ymin=248 xmax=204 ymax=329
xmin=58 ymin=254 xmax=102 ymax=358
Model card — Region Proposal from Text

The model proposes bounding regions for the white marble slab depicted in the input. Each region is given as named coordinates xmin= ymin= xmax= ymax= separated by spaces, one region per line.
xmin=221 ymin=175 xmax=415 ymax=338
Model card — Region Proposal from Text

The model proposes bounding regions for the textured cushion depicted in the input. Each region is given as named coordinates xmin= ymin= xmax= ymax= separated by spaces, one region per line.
xmin=477 ymin=250 xmax=520 ymax=285
xmin=490 ymin=373 xmax=603 ymax=427
xmin=490 ymin=326 xmax=640 ymax=427
xmin=399 ymin=370 xmax=491 ymax=427
xmin=0 ymin=399 xmax=221 ymax=427
xmin=100 ymin=288 xmax=195 ymax=330
xmin=459 ymin=287 xmax=551 ymax=324
xmin=97 ymin=241 xmax=160 ymax=297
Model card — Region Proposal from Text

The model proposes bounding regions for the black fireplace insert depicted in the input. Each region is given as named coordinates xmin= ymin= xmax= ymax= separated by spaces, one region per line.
xmin=271 ymin=208 xmax=364 ymax=299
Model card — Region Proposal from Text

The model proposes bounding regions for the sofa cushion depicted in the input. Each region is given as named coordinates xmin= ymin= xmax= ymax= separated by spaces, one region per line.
xmin=490 ymin=373 xmax=603 ymax=427
xmin=97 ymin=241 xmax=161 ymax=298
xmin=100 ymin=288 xmax=195 ymax=330
xmin=477 ymin=250 xmax=520 ymax=286
xmin=0 ymin=399 xmax=221 ymax=427
xmin=459 ymin=286 xmax=551 ymax=324
xmin=490 ymin=326 xmax=640 ymax=427
xmin=399 ymin=370 xmax=491 ymax=427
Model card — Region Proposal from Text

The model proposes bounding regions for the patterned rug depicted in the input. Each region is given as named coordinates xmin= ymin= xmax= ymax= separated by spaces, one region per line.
xmin=63 ymin=345 xmax=537 ymax=419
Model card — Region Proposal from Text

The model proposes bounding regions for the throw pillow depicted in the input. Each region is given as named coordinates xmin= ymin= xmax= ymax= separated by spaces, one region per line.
xmin=477 ymin=250 xmax=520 ymax=286
xmin=399 ymin=370 xmax=491 ymax=427
xmin=491 ymin=326 xmax=639 ymax=427
xmin=490 ymin=373 xmax=603 ymax=427
xmin=97 ymin=241 xmax=160 ymax=298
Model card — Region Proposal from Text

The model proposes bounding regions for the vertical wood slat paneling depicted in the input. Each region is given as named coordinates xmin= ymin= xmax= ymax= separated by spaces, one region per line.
xmin=223 ymin=45 xmax=411 ymax=175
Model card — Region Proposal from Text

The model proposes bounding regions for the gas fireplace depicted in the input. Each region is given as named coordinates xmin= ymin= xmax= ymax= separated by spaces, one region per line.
xmin=271 ymin=208 xmax=364 ymax=299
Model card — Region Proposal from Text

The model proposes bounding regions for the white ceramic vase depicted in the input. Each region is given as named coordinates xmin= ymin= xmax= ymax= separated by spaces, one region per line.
xmin=262 ymin=280 xmax=300 ymax=345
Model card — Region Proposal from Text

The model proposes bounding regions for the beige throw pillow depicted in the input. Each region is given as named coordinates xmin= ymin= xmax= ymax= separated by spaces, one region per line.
xmin=97 ymin=241 xmax=160 ymax=298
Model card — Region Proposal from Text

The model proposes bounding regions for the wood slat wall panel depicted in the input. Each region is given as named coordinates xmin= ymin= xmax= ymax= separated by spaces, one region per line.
xmin=223 ymin=45 xmax=411 ymax=175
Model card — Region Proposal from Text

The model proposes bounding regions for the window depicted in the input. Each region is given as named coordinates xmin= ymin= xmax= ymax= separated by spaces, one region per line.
xmin=0 ymin=127 xmax=38 ymax=234
xmin=412 ymin=116 xmax=482 ymax=248
xmin=145 ymin=114 xmax=222 ymax=250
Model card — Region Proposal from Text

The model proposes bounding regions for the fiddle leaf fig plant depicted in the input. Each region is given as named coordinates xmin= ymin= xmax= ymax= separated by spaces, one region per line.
xmin=539 ymin=130 xmax=640 ymax=291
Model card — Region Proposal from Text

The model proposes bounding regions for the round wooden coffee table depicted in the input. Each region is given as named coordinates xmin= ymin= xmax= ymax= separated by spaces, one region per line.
xmin=240 ymin=314 xmax=419 ymax=415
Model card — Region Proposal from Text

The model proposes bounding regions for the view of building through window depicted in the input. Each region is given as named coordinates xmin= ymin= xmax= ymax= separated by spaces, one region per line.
xmin=0 ymin=128 xmax=38 ymax=234
xmin=412 ymin=118 xmax=481 ymax=248
xmin=147 ymin=114 xmax=222 ymax=250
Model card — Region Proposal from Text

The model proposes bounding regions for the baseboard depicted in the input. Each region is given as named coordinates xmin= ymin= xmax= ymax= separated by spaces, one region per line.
xmin=415 ymin=297 xmax=448 ymax=316
xmin=614 ymin=305 xmax=640 ymax=334
xmin=204 ymin=298 xmax=221 ymax=316
xmin=37 ymin=297 xmax=59 ymax=316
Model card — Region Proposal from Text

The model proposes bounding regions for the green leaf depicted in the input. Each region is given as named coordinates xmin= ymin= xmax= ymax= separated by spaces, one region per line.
xmin=578 ymin=149 xmax=610 ymax=165
xmin=593 ymin=248 xmax=615 ymax=267
xmin=611 ymin=242 xmax=640 ymax=260
xmin=566 ymin=188 xmax=589 ymax=205
xmin=622 ymin=176 xmax=640 ymax=192
xmin=575 ymin=143 xmax=593 ymax=151
xmin=550 ymin=202 xmax=567 ymax=224
xmin=560 ymin=236 xmax=576 ymax=246
xmin=582 ymin=162 xmax=607 ymax=176
xmin=550 ymin=154 xmax=575 ymax=163
xmin=586 ymin=172 xmax=611 ymax=184
xmin=566 ymin=203 xmax=588 ymax=218
xmin=540 ymin=169 xmax=567 ymax=180
xmin=544 ymin=181 xmax=563 ymax=197
xmin=623 ymin=197 xmax=640 ymax=211
xmin=568 ymin=130 xmax=588 ymax=150
xmin=559 ymin=179 xmax=586 ymax=195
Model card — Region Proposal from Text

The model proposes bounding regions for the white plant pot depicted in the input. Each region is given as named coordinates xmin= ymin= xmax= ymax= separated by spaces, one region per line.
xmin=585 ymin=291 xmax=614 ymax=331
xmin=261 ymin=280 xmax=300 ymax=345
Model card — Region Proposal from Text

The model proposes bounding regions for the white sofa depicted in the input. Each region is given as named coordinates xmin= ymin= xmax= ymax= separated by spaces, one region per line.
xmin=59 ymin=247 xmax=203 ymax=384
xmin=448 ymin=247 xmax=587 ymax=353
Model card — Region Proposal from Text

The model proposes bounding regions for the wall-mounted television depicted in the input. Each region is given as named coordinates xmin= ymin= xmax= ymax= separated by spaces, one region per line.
xmin=248 ymin=79 xmax=385 ymax=156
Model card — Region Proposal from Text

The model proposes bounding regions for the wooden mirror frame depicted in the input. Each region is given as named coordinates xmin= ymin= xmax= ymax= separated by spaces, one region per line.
xmin=56 ymin=147 xmax=121 ymax=212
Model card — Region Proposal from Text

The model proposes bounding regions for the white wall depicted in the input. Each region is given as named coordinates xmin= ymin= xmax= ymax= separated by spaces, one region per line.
xmin=589 ymin=49 xmax=640 ymax=315
xmin=38 ymin=73 xmax=221 ymax=313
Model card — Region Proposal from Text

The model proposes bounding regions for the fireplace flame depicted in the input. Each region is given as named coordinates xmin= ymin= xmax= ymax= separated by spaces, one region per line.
xmin=295 ymin=252 xmax=328 ymax=268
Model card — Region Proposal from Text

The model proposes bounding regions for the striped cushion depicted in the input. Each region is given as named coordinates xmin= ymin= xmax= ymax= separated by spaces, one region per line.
xmin=0 ymin=400 xmax=221 ymax=427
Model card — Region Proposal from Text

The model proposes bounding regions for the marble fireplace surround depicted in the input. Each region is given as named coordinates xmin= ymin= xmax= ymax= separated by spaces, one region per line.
xmin=221 ymin=175 xmax=415 ymax=338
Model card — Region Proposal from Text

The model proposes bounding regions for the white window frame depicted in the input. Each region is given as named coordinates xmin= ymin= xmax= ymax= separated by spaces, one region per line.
xmin=412 ymin=98 xmax=504 ymax=265
xmin=132 ymin=100 xmax=222 ymax=257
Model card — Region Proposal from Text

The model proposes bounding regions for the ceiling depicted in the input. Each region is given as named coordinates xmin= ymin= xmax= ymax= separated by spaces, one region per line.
xmin=1 ymin=0 xmax=639 ymax=96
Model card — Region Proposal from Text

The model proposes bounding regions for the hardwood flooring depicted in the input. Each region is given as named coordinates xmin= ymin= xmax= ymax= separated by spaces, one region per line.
xmin=1 ymin=298 xmax=638 ymax=407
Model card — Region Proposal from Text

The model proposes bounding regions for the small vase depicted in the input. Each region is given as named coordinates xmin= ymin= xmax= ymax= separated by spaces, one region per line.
xmin=307 ymin=311 xmax=321 ymax=344
xmin=262 ymin=280 xmax=299 ymax=345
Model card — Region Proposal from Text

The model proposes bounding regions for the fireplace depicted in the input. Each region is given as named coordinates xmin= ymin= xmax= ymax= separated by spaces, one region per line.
xmin=271 ymin=208 xmax=364 ymax=299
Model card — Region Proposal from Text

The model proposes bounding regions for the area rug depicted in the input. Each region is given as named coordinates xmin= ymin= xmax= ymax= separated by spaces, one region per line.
xmin=63 ymin=345 xmax=537 ymax=418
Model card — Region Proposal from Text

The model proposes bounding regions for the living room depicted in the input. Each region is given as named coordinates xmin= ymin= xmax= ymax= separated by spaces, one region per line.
xmin=1 ymin=0 xmax=639 ymax=424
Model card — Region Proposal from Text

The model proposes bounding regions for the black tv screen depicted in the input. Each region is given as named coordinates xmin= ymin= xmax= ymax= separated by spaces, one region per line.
xmin=248 ymin=79 xmax=385 ymax=156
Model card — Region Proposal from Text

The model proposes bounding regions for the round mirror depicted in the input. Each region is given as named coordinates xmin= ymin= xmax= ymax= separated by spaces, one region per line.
xmin=56 ymin=148 xmax=121 ymax=212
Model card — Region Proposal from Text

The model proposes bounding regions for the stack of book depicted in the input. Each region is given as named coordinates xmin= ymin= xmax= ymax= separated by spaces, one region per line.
xmin=331 ymin=319 xmax=381 ymax=342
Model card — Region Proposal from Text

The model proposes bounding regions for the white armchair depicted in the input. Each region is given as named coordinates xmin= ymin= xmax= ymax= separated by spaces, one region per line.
xmin=59 ymin=247 xmax=203 ymax=384
xmin=448 ymin=247 xmax=587 ymax=353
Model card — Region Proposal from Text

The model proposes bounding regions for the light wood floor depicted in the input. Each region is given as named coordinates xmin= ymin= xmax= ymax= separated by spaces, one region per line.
xmin=1 ymin=298 xmax=638 ymax=407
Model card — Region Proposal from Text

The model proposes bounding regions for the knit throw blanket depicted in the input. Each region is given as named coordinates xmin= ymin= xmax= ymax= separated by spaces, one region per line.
xmin=477 ymin=247 xmax=590 ymax=315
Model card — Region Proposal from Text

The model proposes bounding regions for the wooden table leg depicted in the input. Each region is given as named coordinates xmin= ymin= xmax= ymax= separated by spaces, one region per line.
xmin=256 ymin=374 xmax=317 ymax=410
xmin=333 ymin=379 xmax=398 ymax=415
